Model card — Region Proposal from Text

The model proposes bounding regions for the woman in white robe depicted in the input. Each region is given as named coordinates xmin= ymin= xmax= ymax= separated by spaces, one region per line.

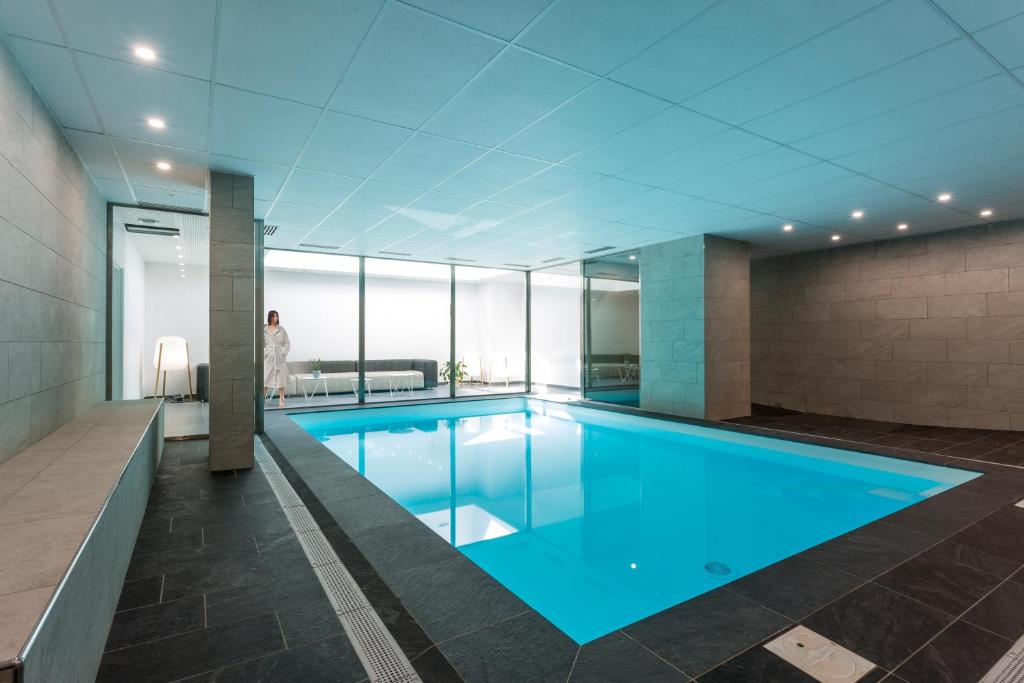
xmin=264 ymin=310 xmax=291 ymax=407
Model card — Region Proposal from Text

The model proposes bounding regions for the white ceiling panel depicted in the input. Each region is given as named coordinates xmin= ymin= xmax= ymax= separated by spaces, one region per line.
xmin=337 ymin=181 xmax=424 ymax=218
xmin=435 ymin=151 xmax=549 ymax=199
xmin=973 ymin=12 xmax=1024 ymax=70
xmin=423 ymin=46 xmax=593 ymax=147
xmin=0 ymin=1 xmax=62 ymax=44
xmin=328 ymin=3 xmax=502 ymax=128
xmin=51 ymin=0 xmax=216 ymax=80
xmin=517 ymin=0 xmax=716 ymax=75
xmin=276 ymin=169 xmax=362 ymax=210
xmin=6 ymin=0 xmax=1024 ymax=263
xmin=208 ymin=156 xmax=291 ymax=202
xmin=402 ymin=0 xmax=549 ymax=41
xmin=687 ymin=0 xmax=959 ymax=124
xmin=77 ymin=53 xmax=209 ymax=150
xmin=500 ymin=80 xmax=667 ymax=162
xmin=216 ymin=0 xmax=380 ymax=107
xmin=372 ymin=133 xmax=482 ymax=189
xmin=745 ymin=39 xmax=998 ymax=143
xmin=793 ymin=75 xmax=1024 ymax=160
xmin=112 ymin=138 xmax=207 ymax=191
xmin=209 ymin=85 xmax=320 ymax=165
xmin=7 ymin=38 xmax=99 ymax=131
xmin=621 ymin=128 xmax=777 ymax=187
xmin=297 ymin=111 xmax=411 ymax=178
xmin=565 ymin=106 xmax=728 ymax=175
xmin=610 ymin=0 xmax=879 ymax=103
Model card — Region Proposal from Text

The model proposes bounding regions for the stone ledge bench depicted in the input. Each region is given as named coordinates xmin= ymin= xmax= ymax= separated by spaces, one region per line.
xmin=0 ymin=399 xmax=163 ymax=683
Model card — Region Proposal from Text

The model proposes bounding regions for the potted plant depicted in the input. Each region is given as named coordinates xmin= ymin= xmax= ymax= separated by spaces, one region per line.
xmin=440 ymin=360 xmax=467 ymax=385
xmin=310 ymin=358 xmax=322 ymax=379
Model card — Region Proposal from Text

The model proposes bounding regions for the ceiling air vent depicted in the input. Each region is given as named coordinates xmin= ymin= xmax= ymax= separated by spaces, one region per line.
xmin=138 ymin=217 xmax=160 ymax=224
xmin=503 ymin=263 xmax=530 ymax=268
xmin=264 ymin=224 xmax=278 ymax=236
xmin=125 ymin=223 xmax=180 ymax=237
xmin=445 ymin=257 xmax=477 ymax=262
xmin=298 ymin=242 xmax=340 ymax=250
xmin=584 ymin=245 xmax=614 ymax=254
xmin=137 ymin=202 xmax=206 ymax=216
xmin=378 ymin=250 xmax=412 ymax=256
xmin=541 ymin=256 xmax=566 ymax=264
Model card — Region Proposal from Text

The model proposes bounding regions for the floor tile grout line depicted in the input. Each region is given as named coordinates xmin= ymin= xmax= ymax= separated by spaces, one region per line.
xmin=563 ymin=647 xmax=580 ymax=683
xmin=158 ymin=574 xmax=165 ymax=604
xmin=274 ymin=610 xmax=289 ymax=650
xmin=617 ymin=629 xmax=693 ymax=679
xmin=884 ymin=569 xmax=1021 ymax=677
xmin=202 ymin=593 xmax=207 ymax=629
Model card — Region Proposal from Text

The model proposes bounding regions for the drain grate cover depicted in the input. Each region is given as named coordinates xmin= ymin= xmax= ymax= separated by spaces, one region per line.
xmin=766 ymin=625 xmax=875 ymax=682
xmin=704 ymin=561 xmax=732 ymax=577
xmin=980 ymin=633 xmax=1024 ymax=683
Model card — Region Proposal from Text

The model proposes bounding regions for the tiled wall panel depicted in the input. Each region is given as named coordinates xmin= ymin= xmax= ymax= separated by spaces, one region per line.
xmin=751 ymin=219 xmax=1024 ymax=430
xmin=0 ymin=42 xmax=106 ymax=464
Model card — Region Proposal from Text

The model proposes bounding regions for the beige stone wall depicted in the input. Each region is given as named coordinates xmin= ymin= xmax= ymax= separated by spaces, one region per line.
xmin=704 ymin=236 xmax=751 ymax=420
xmin=751 ymin=219 xmax=1024 ymax=430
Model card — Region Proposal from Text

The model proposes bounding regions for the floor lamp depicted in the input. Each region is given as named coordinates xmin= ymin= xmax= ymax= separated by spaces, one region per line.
xmin=153 ymin=336 xmax=193 ymax=399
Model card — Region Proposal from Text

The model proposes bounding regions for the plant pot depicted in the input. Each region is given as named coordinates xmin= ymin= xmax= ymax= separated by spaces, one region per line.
xmin=312 ymin=370 xmax=321 ymax=379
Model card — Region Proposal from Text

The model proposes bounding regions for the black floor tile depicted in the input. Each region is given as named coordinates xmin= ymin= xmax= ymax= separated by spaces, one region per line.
xmin=105 ymin=595 xmax=205 ymax=651
xmin=360 ymin=578 xmax=435 ymax=660
xmin=950 ymin=517 xmax=1024 ymax=564
xmin=116 ymin=575 xmax=163 ymax=611
xmin=570 ymin=631 xmax=687 ymax=682
xmin=181 ymin=635 xmax=366 ymax=682
xmin=882 ymin=488 xmax=1001 ymax=538
xmin=895 ymin=620 xmax=1011 ymax=683
xmin=410 ymin=646 xmax=466 ymax=683
xmin=800 ymin=523 xmax=938 ymax=579
xmin=963 ymin=580 xmax=1024 ymax=641
xmin=697 ymin=645 xmax=814 ymax=683
xmin=204 ymin=573 xmax=327 ymax=628
xmin=96 ymin=612 xmax=285 ymax=682
xmin=802 ymin=582 xmax=953 ymax=671
xmin=277 ymin=599 xmax=346 ymax=648
xmin=349 ymin=519 xmax=456 ymax=580
xmin=875 ymin=551 xmax=1002 ymax=615
xmin=126 ymin=535 xmax=259 ymax=582
xmin=726 ymin=554 xmax=863 ymax=621
xmin=438 ymin=611 xmax=577 ymax=683
xmin=131 ymin=527 xmax=204 ymax=556
xmin=622 ymin=589 xmax=791 ymax=677
xmin=319 ymin=490 xmax=415 ymax=534
xmin=160 ymin=549 xmax=314 ymax=603
xmin=201 ymin=513 xmax=293 ymax=547
xmin=385 ymin=555 xmax=529 ymax=643
xmin=927 ymin=539 xmax=1021 ymax=580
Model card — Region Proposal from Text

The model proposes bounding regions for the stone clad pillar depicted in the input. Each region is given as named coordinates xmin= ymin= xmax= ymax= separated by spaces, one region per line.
xmin=639 ymin=234 xmax=751 ymax=421
xmin=208 ymin=172 xmax=255 ymax=471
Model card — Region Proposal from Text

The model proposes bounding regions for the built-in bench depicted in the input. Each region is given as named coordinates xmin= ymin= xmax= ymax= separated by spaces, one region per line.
xmin=0 ymin=399 xmax=163 ymax=683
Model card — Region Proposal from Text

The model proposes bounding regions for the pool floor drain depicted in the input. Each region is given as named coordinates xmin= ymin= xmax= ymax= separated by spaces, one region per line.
xmin=704 ymin=561 xmax=731 ymax=577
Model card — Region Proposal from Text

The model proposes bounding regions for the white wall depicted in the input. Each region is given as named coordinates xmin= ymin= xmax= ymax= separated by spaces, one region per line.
xmin=144 ymin=264 xmax=209 ymax=396
xmin=112 ymin=225 xmax=147 ymax=399
xmin=531 ymin=283 xmax=581 ymax=388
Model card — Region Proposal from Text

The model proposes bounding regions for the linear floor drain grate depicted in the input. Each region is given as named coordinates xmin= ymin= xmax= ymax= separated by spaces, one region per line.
xmin=981 ymin=633 xmax=1024 ymax=683
xmin=254 ymin=437 xmax=419 ymax=683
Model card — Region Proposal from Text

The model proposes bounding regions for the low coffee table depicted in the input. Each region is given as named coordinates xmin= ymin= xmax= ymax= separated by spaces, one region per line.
xmin=349 ymin=377 xmax=375 ymax=395
xmin=295 ymin=373 xmax=330 ymax=404
xmin=388 ymin=371 xmax=418 ymax=397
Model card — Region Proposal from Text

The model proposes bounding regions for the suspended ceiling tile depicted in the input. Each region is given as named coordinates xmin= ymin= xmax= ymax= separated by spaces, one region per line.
xmin=338 ymin=180 xmax=423 ymax=217
xmin=0 ymin=1 xmax=63 ymax=44
xmin=297 ymin=110 xmax=411 ymax=178
xmin=209 ymin=85 xmax=320 ymax=165
xmin=435 ymin=150 xmax=549 ymax=199
xmin=51 ymin=0 xmax=217 ymax=80
xmin=621 ymin=128 xmax=777 ymax=187
xmin=372 ymin=133 xmax=483 ymax=189
xmin=932 ymin=0 xmax=1023 ymax=32
xmin=973 ymin=12 xmax=1024 ymax=70
xmin=113 ymin=137 xmax=207 ymax=191
xmin=668 ymin=146 xmax=820 ymax=198
xmin=276 ymin=168 xmax=362 ymax=210
xmin=77 ymin=53 xmax=209 ymax=150
xmin=491 ymin=164 xmax=603 ymax=208
xmin=130 ymin=182 xmax=206 ymax=211
xmin=328 ymin=2 xmax=503 ymax=128
xmin=400 ymin=0 xmax=549 ymax=41
xmin=423 ymin=46 xmax=594 ymax=147
xmin=7 ymin=38 xmax=99 ymax=131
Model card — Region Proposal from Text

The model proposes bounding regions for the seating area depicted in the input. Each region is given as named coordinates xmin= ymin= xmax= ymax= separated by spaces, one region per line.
xmin=0 ymin=400 xmax=163 ymax=683
xmin=284 ymin=359 xmax=438 ymax=396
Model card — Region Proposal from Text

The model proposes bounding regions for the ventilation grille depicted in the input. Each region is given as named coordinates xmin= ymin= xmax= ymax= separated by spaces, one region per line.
xmin=125 ymin=223 xmax=180 ymax=237
xmin=264 ymin=224 xmax=279 ymax=236
xmin=445 ymin=256 xmax=477 ymax=262
xmin=503 ymin=263 xmax=530 ymax=268
xmin=253 ymin=437 xmax=419 ymax=683
xmin=137 ymin=201 xmax=205 ymax=215
xmin=298 ymin=242 xmax=341 ymax=250
xmin=541 ymin=256 xmax=566 ymax=263
xmin=138 ymin=217 xmax=160 ymax=224
xmin=378 ymin=250 xmax=412 ymax=257
xmin=584 ymin=246 xmax=614 ymax=254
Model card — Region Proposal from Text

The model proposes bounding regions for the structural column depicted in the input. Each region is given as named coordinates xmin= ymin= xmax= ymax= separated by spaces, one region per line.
xmin=639 ymin=234 xmax=751 ymax=420
xmin=209 ymin=172 xmax=255 ymax=471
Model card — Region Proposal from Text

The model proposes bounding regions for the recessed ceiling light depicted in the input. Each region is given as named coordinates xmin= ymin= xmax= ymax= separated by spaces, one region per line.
xmin=628 ymin=254 xmax=636 ymax=260
xmin=156 ymin=161 xmax=171 ymax=171
xmin=831 ymin=234 xmax=841 ymax=241
xmin=980 ymin=209 xmax=993 ymax=217
xmin=782 ymin=224 xmax=793 ymax=232
xmin=897 ymin=223 xmax=908 ymax=231
xmin=133 ymin=45 xmax=156 ymax=61
xmin=173 ymin=234 xmax=180 ymax=239
xmin=851 ymin=210 xmax=864 ymax=219
xmin=147 ymin=117 xmax=165 ymax=129
xmin=937 ymin=192 xmax=952 ymax=202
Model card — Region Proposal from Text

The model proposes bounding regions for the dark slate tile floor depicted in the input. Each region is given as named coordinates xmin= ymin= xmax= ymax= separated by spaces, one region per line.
xmin=96 ymin=441 xmax=368 ymax=683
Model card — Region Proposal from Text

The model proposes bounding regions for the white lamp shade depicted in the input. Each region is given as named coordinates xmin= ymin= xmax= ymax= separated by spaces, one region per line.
xmin=153 ymin=336 xmax=188 ymax=371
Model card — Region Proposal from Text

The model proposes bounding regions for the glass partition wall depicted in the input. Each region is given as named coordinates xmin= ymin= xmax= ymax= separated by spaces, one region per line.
xmin=530 ymin=263 xmax=582 ymax=399
xmin=455 ymin=266 xmax=526 ymax=397
xmin=583 ymin=252 xmax=641 ymax=407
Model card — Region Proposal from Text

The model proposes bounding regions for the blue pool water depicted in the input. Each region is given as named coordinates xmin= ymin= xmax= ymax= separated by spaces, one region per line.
xmin=292 ymin=398 xmax=978 ymax=644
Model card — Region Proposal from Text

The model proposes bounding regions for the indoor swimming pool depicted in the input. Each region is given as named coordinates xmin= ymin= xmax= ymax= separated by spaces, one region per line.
xmin=291 ymin=398 xmax=979 ymax=643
